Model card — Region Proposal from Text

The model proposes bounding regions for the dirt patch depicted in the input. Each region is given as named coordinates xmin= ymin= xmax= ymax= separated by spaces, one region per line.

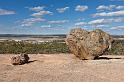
xmin=0 ymin=54 xmax=124 ymax=82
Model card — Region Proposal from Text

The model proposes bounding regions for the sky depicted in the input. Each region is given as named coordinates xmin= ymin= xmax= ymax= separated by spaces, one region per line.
xmin=0 ymin=0 xmax=124 ymax=35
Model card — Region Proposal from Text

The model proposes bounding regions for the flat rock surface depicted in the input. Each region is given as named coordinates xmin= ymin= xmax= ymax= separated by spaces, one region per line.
xmin=0 ymin=54 xmax=124 ymax=82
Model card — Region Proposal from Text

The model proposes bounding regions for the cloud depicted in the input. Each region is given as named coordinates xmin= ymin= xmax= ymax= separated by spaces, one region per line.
xmin=76 ymin=18 xmax=85 ymax=21
xmin=29 ymin=6 xmax=45 ymax=12
xmin=74 ymin=18 xmax=123 ymax=28
xmin=111 ymin=26 xmax=124 ymax=30
xmin=48 ymin=20 xmax=69 ymax=24
xmin=96 ymin=5 xmax=116 ymax=11
xmin=116 ymin=6 xmax=124 ymax=10
xmin=93 ymin=10 xmax=124 ymax=17
xmin=29 ymin=6 xmax=53 ymax=17
xmin=89 ymin=19 xmax=107 ymax=25
xmin=56 ymin=7 xmax=69 ymax=13
xmin=31 ymin=10 xmax=53 ymax=17
xmin=75 ymin=5 xmax=88 ymax=12
xmin=95 ymin=25 xmax=109 ymax=28
xmin=21 ymin=18 xmax=45 ymax=27
xmin=89 ymin=18 xmax=123 ymax=25
xmin=0 ymin=8 xmax=15 ymax=15
xmin=41 ymin=25 xmax=51 ymax=28
xmin=96 ymin=5 xmax=124 ymax=11
xmin=75 ymin=22 xmax=87 ymax=26
xmin=40 ymin=25 xmax=65 ymax=31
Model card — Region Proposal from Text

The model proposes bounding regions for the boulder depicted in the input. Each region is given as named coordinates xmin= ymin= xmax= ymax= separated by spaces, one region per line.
xmin=66 ymin=28 xmax=113 ymax=60
xmin=11 ymin=54 xmax=29 ymax=65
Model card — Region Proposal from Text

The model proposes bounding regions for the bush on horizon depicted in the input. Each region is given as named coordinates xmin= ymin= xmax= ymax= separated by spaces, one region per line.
xmin=0 ymin=40 xmax=123 ymax=55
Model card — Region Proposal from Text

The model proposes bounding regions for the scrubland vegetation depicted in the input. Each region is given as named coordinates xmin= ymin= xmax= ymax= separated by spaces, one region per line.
xmin=106 ymin=40 xmax=124 ymax=55
xmin=0 ymin=40 xmax=123 ymax=55
xmin=0 ymin=40 xmax=69 ymax=54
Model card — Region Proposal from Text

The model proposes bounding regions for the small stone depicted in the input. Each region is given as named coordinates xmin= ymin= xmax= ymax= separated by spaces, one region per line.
xmin=11 ymin=54 xmax=29 ymax=65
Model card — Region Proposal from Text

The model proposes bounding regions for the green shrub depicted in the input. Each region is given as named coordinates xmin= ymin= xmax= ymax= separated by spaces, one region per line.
xmin=107 ymin=40 xmax=124 ymax=55
xmin=0 ymin=40 xmax=70 ymax=54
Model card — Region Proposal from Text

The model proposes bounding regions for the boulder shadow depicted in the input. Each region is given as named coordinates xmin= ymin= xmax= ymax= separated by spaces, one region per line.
xmin=95 ymin=57 xmax=122 ymax=60
xmin=27 ymin=60 xmax=38 ymax=64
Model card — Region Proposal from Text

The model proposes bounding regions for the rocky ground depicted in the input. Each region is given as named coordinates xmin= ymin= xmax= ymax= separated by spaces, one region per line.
xmin=0 ymin=54 xmax=124 ymax=82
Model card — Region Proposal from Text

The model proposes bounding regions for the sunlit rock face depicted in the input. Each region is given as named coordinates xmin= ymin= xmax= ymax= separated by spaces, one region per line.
xmin=66 ymin=28 xmax=113 ymax=60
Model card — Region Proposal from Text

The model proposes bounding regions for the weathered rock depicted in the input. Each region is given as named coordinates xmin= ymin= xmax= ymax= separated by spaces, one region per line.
xmin=66 ymin=28 xmax=113 ymax=60
xmin=20 ymin=53 xmax=29 ymax=63
xmin=11 ymin=54 xmax=29 ymax=65
xmin=11 ymin=55 xmax=22 ymax=65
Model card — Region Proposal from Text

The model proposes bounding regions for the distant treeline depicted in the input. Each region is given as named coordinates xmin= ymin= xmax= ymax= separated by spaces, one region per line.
xmin=112 ymin=35 xmax=124 ymax=38
xmin=0 ymin=34 xmax=66 ymax=38
xmin=0 ymin=34 xmax=124 ymax=38
xmin=0 ymin=40 xmax=124 ymax=55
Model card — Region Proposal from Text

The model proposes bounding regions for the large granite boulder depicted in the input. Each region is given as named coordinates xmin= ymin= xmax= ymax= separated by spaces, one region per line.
xmin=11 ymin=53 xmax=29 ymax=65
xmin=66 ymin=28 xmax=113 ymax=60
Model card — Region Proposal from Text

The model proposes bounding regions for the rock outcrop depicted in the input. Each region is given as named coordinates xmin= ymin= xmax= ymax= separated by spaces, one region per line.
xmin=11 ymin=54 xmax=29 ymax=65
xmin=66 ymin=28 xmax=113 ymax=60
